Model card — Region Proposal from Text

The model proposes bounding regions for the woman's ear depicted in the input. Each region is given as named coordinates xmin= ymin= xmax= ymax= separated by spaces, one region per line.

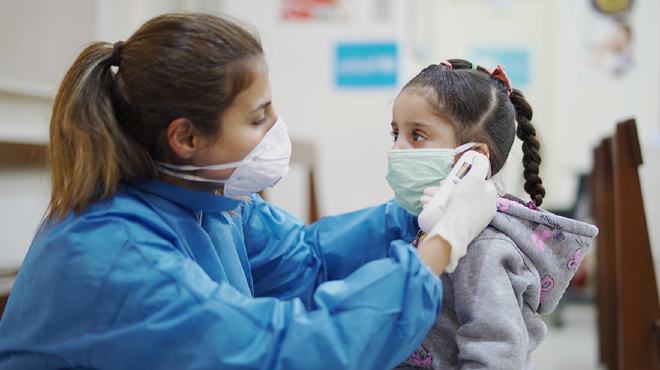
xmin=166 ymin=118 xmax=199 ymax=160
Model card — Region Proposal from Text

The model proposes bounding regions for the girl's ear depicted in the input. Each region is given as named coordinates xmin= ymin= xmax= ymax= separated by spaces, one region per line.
xmin=453 ymin=143 xmax=490 ymax=166
xmin=472 ymin=143 xmax=490 ymax=159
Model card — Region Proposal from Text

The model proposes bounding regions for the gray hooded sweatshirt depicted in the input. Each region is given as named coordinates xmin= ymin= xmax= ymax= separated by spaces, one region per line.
xmin=396 ymin=195 xmax=599 ymax=370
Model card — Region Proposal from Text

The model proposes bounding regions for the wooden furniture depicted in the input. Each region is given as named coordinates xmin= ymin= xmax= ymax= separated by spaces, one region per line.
xmin=592 ymin=118 xmax=660 ymax=370
xmin=0 ymin=268 xmax=18 ymax=319
xmin=594 ymin=137 xmax=618 ymax=368
xmin=261 ymin=139 xmax=319 ymax=223
xmin=290 ymin=140 xmax=319 ymax=223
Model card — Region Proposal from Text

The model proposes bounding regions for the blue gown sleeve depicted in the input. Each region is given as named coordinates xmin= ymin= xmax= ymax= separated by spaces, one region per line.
xmin=242 ymin=195 xmax=419 ymax=301
xmin=84 ymin=233 xmax=442 ymax=370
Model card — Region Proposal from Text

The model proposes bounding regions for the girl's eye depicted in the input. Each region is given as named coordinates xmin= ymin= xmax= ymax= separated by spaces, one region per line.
xmin=412 ymin=130 xmax=426 ymax=142
xmin=390 ymin=130 xmax=399 ymax=141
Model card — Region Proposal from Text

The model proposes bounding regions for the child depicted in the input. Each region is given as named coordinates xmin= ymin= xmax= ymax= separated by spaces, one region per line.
xmin=386 ymin=59 xmax=599 ymax=369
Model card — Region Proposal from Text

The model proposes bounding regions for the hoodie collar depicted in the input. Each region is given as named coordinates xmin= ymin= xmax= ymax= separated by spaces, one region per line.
xmin=491 ymin=195 xmax=598 ymax=314
xmin=131 ymin=179 xmax=242 ymax=213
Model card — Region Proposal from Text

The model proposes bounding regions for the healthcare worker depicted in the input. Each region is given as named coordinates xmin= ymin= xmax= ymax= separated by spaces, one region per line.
xmin=0 ymin=13 xmax=496 ymax=370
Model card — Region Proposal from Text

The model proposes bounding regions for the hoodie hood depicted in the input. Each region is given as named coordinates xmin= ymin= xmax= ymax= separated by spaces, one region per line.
xmin=490 ymin=195 xmax=599 ymax=315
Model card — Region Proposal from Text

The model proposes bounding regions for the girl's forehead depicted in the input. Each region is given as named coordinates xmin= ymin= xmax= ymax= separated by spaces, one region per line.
xmin=394 ymin=89 xmax=449 ymax=124
xmin=393 ymin=89 xmax=457 ymax=135
xmin=394 ymin=90 xmax=434 ymax=115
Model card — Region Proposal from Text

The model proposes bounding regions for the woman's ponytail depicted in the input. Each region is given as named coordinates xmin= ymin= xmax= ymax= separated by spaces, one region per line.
xmin=47 ymin=42 xmax=152 ymax=220
xmin=510 ymin=89 xmax=545 ymax=207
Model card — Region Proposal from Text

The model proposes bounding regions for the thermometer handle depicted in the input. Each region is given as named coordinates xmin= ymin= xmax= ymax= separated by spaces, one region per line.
xmin=418 ymin=151 xmax=490 ymax=232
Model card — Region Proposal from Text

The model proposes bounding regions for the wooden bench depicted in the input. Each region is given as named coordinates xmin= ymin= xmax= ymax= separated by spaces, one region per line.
xmin=592 ymin=118 xmax=660 ymax=369
xmin=0 ymin=268 xmax=17 ymax=320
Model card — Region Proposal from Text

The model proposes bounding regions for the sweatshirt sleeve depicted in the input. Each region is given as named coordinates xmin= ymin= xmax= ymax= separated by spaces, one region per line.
xmin=450 ymin=236 xmax=530 ymax=370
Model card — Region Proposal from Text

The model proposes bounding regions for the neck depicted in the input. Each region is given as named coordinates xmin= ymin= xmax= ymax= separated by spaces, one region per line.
xmin=157 ymin=172 xmax=225 ymax=195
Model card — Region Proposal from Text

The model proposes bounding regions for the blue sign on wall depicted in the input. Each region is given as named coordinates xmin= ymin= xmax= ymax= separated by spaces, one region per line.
xmin=335 ymin=42 xmax=398 ymax=88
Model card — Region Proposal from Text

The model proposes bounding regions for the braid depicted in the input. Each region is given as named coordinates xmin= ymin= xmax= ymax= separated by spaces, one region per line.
xmin=510 ymin=89 xmax=545 ymax=206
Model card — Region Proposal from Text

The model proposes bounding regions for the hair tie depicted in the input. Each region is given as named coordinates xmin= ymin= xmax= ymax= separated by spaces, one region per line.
xmin=110 ymin=41 xmax=125 ymax=67
xmin=491 ymin=64 xmax=513 ymax=96
xmin=439 ymin=60 xmax=453 ymax=69
xmin=471 ymin=62 xmax=478 ymax=70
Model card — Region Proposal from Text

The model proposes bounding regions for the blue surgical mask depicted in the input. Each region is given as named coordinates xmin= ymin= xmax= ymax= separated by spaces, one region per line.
xmin=386 ymin=143 xmax=476 ymax=215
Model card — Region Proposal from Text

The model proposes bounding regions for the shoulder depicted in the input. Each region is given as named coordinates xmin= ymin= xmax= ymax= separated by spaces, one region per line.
xmin=453 ymin=227 xmax=527 ymax=275
xmin=468 ymin=227 xmax=519 ymax=256
xmin=37 ymin=189 xmax=181 ymax=261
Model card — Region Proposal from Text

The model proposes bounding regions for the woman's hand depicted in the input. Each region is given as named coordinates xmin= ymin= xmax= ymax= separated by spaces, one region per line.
xmin=418 ymin=156 xmax=497 ymax=273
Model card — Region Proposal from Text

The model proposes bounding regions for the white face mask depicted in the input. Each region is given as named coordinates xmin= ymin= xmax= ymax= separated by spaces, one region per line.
xmin=157 ymin=117 xmax=292 ymax=199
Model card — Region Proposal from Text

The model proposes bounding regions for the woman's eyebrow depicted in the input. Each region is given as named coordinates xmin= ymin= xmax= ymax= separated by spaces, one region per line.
xmin=251 ymin=101 xmax=271 ymax=113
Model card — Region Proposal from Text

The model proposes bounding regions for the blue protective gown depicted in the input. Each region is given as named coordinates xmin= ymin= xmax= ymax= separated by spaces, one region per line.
xmin=0 ymin=179 xmax=442 ymax=370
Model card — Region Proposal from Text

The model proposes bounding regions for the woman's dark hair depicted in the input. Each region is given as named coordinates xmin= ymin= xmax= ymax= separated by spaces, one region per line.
xmin=403 ymin=58 xmax=545 ymax=206
xmin=48 ymin=13 xmax=263 ymax=219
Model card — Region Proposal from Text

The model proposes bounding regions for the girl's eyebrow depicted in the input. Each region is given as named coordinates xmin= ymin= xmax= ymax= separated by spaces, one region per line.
xmin=409 ymin=120 xmax=434 ymax=128
xmin=393 ymin=120 xmax=434 ymax=128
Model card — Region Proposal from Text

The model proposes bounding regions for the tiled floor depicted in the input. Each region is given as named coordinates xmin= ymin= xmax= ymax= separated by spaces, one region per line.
xmin=535 ymin=303 xmax=602 ymax=370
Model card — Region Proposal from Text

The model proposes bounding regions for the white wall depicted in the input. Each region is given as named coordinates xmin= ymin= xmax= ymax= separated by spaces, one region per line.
xmin=220 ymin=0 xmax=407 ymax=217
xmin=0 ymin=0 xmax=205 ymax=268
xmin=552 ymin=0 xmax=659 ymax=196
xmin=553 ymin=0 xmax=660 ymax=287
xmin=407 ymin=0 xmax=555 ymax=205
xmin=226 ymin=0 xmax=660 ymax=286
xmin=0 ymin=0 xmax=658 ymax=269
xmin=0 ymin=0 xmax=97 ymax=269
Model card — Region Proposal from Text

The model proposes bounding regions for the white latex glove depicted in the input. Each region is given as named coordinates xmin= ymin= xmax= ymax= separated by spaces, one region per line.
xmin=418 ymin=157 xmax=497 ymax=273
xmin=420 ymin=186 xmax=441 ymax=212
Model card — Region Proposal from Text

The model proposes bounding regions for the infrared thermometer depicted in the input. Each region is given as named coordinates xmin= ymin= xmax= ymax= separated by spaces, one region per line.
xmin=417 ymin=150 xmax=491 ymax=232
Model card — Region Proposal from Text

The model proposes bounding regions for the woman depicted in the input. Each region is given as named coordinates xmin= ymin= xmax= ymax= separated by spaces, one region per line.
xmin=0 ymin=14 xmax=495 ymax=370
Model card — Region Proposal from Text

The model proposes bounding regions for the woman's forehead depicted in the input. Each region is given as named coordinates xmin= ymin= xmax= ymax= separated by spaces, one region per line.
xmin=230 ymin=59 xmax=271 ymax=111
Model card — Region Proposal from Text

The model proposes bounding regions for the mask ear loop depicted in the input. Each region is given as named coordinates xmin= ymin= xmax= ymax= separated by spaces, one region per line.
xmin=156 ymin=159 xmax=247 ymax=172
xmin=452 ymin=142 xmax=493 ymax=178
xmin=157 ymin=166 xmax=228 ymax=184
xmin=453 ymin=142 xmax=477 ymax=155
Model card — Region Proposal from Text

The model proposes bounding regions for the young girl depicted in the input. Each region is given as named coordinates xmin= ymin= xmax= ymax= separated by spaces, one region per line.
xmin=386 ymin=59 xmax=599 ymax=369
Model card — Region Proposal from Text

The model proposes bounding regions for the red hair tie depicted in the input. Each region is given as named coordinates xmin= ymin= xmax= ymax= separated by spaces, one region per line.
xmin=439 ymin=60 xmax=453 ymax=69
xmin=491 ymin=64 xmax=512 ymax=96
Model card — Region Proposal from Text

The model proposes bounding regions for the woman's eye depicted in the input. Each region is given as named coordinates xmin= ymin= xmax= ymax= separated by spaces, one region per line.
xmin=252 ymin=117 xmax=267 ymax=126
xmin=390 ymin=130 xmax=399 ymax=141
